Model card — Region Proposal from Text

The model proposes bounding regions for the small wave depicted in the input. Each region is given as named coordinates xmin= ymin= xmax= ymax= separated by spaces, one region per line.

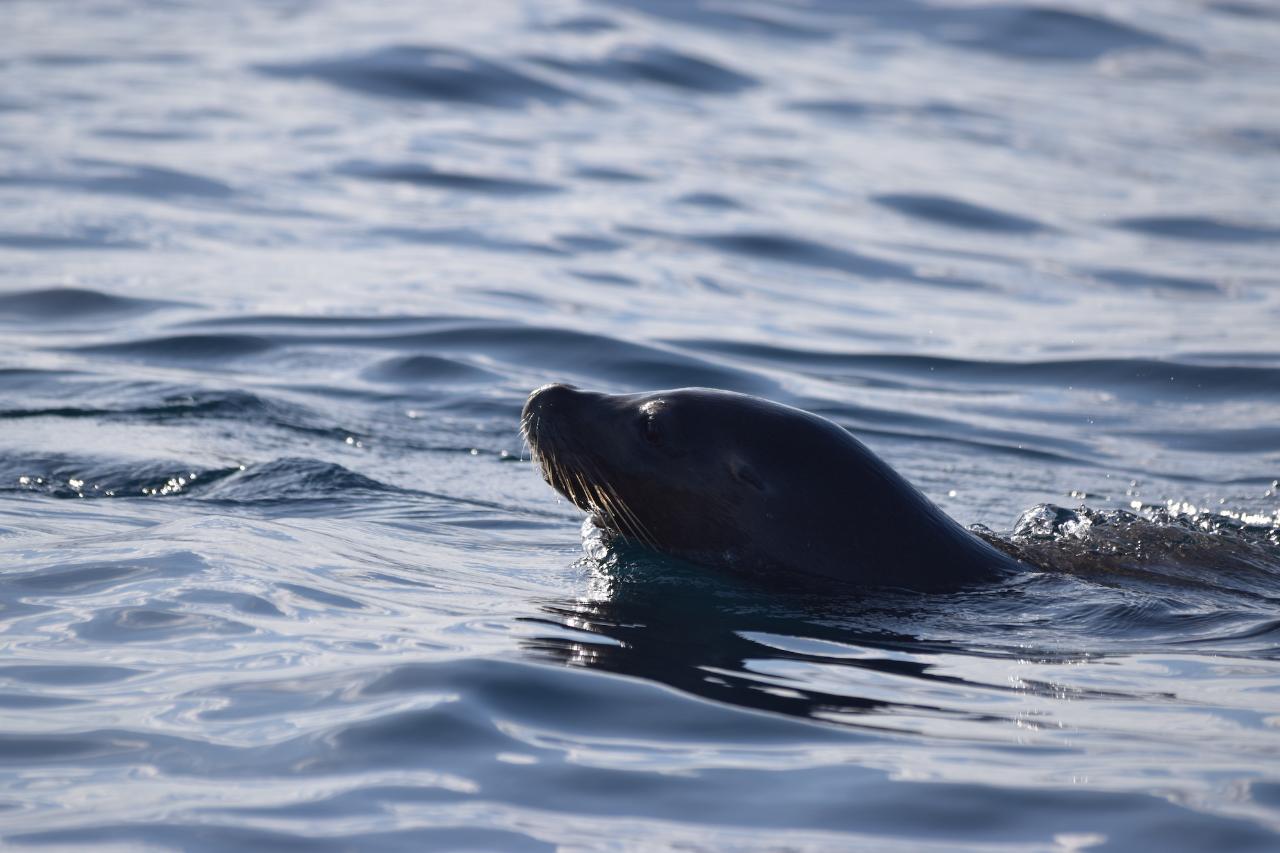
xmin=1126 ymin=425 xmax=1280 ymax=454
xmin=336 ymin=160 xmax=562 ymax=196
xmin=732 ymin=3 xmax=1191 ymax=62
xmin=12 ymin=824 xmax=549 ymax=851
xmin=1112 ymin=215 xmax=1280 ymax=242
xmin=688 ymin=230 xmax=911 ymax=278
xmin=572 ymin=165 xmax=650 ymax=183
xmin=634 ymin=227 xmax=999 ymax=289
xmin=368 ymin=227 xmax=569 ymax=257
xmin=873 ymin=193 xmax=1050 ymax=234
xmin=673 ymin=192 xmax=745 ymax=210
xmin=363 ymin=354 xmax=499 ymax=385
xmin=92 ymin=127 xmax=200 ymax=142
xmin=0 ymin=368 xmax=83 ymax=396
xmin=672 ymin=340 xmax=1280 ymax=401
xmin=786 ymin=98 xmax=989 ymax=123
xmin=6 ymin=454 xmax=422 ymax=504
xmin=553 ymin=233 xmax=625 ymax=253
xmin=180 ymin=313 xmax=477 ymax=330
xmin=6 ymin=553 xmax=208 ymax=595
xmin=1 ymin=454 xmax=231 ymax=499
xmin=643 ymin=228 xmax=978 ymax=287
xmin=328 ymin=701 xmax=523 ymax=770
xmin=0 ymin=665 xmax=145 ymax=685
xmin=337 ymin=324 xmax=764 ymax=392
xmin=1209 ymin=1 xmax=1280 ymax=20
xmin=930 ymin=6 xmax=1189 ymax=62
xmin=1219 ymin=126 xmax=1280 ymax=155
xmin=0 ymin=159 xmax=233 ymax=200
xmin=357 ymin=658 xmax=846 ymax=746
xmin=256 ymin=45 xmax=582 ymax=108
xmin=0 ymin=734 xmax=143 ymax=764
xmin=193 ymin=458 xmax=400 ymax=503
xmin=177 ymin=589 xmax=284 ymax=618
xmin=27 ymin=52 xmax=191 ymax=68
xmin=568 ymin=270 xmax=638 ymax=286
xmin=70 ymin=333 xmax=274 ymax=360
xmin=0 ymin=389 xmax=348 ymax=449
xmin=599 ymin=0 xmax=830 ymax=41
xmin=278 ymin=583 xmax=365 ymax=612
xmin=544 ymin=15 xmax=620 ymax=34
xmin=0 ymin=229 xmax=143 ymax=251
xmin=73 ymin=606 xmax=253 ymax=644
xmin=0 ymin=287 xmax=177 ymax=320
xmin=1088 ymin=267 xmax=1223 ymax=295
xmin=530 ymin=45 xmax=757 ymax=94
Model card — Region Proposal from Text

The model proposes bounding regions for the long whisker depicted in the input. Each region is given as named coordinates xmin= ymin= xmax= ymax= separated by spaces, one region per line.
xmin=598 ymin=479 xmax=641 ymax=540
xmin=519 ymin=412 xmax=540 ymax=466
xmin=589 ymin=481 xmax=633 ymax=543
xmin=571 ymin=471 xmax=593 ymax=511
xmin=586 ymin=459 xmax=659 ymax=552
xmin=566 ymin=467 xmax=586 ymax=507
xmin=577 ymin=458 xmax=618 ymax=521
xmin=613 ymin=486 xmax=660 ymax=552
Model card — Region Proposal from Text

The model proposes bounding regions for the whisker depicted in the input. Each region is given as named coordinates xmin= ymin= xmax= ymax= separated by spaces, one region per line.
xmin=588 ymin=460 xmax=660 ymax=552
xmin=524 ymin=412 xmax=662 ymax=553
xmin=618 ymin=490 xmax=661 ymax=552
xmin=590 ymin=481 xmax=629 ymax=539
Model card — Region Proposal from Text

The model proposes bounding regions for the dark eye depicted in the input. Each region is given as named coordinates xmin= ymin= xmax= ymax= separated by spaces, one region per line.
xmin=642 ymin=413 xmax=660 ymax=444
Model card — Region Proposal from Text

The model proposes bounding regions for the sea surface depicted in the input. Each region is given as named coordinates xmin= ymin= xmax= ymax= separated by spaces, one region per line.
xmin=2 ymin=1 xmax=1280 ymax=850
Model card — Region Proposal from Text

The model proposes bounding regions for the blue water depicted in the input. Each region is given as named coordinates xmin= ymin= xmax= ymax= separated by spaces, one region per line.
xmin=2 ymin=1 xmax=1280 ymax=849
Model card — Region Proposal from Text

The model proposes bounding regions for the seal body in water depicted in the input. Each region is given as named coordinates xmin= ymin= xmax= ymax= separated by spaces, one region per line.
xmin=521 ymin=384 xmax=1026 ymax=590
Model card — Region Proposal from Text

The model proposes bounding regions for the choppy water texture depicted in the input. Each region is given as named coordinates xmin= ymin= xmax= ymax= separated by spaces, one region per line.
xmin=2 ymin=1 xmax=1279 ymax=850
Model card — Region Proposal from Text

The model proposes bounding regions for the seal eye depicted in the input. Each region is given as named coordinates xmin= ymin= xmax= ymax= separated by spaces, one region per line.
xmin=642 ymin=413 xmax=661 ymax=445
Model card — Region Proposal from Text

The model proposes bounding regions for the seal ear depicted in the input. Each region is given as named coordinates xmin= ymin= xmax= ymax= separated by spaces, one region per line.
xmin=730 ymin=459 xmax=766 ymax=492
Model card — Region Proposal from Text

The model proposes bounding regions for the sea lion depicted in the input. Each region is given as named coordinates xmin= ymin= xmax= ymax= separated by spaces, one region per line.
xmin=521 ymin=384 xmax=1027 ymax=590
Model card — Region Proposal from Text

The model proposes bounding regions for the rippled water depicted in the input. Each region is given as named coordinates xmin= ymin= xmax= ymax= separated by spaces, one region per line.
xmin=3 ymin=1 xmax=1280 ymax=849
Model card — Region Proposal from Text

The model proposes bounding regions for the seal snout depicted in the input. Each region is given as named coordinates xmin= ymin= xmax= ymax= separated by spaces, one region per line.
xmin=521 ymin=382 xmax=583 ymax=460
xmin=523 ymin=382 xmax=579 ymax=419
xmin=522 ymin=383 xmax=603 ymax=513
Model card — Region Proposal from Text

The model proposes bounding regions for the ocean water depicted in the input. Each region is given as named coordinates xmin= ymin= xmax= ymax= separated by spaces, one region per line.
xmin=2 ymin=0 xmax=1280 ymax=849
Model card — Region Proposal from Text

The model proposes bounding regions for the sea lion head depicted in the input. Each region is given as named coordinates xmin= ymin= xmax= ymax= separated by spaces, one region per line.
xmin=520 ymin=384 xmax=853 ymax=572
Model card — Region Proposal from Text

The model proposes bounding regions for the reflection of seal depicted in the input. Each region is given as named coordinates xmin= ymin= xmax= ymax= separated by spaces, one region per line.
xmin=521 ymin=384 xmax=1025 ymax=589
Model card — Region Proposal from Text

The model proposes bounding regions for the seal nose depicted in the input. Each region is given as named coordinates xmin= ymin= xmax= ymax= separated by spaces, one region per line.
xmin=522 ymin=382 xmax=580 ymax=421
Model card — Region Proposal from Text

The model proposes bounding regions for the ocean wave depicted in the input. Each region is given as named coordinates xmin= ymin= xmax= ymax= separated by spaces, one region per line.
xmin=255 ymin=45 xmax=584 ymax=107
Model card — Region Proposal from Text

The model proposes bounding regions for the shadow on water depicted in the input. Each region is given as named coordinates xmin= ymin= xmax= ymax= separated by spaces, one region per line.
xmin=523 ymin=547 xmax=936 ymax=726
xmin=521 ymin=535 xmax=992 ymax=731
xmin=524 ymin=512 xmax=1280 ymax=730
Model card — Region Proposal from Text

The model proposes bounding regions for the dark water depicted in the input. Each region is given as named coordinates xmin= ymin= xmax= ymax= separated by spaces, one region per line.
xmin=3 ymin=1 xmax=1280 ymax=849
